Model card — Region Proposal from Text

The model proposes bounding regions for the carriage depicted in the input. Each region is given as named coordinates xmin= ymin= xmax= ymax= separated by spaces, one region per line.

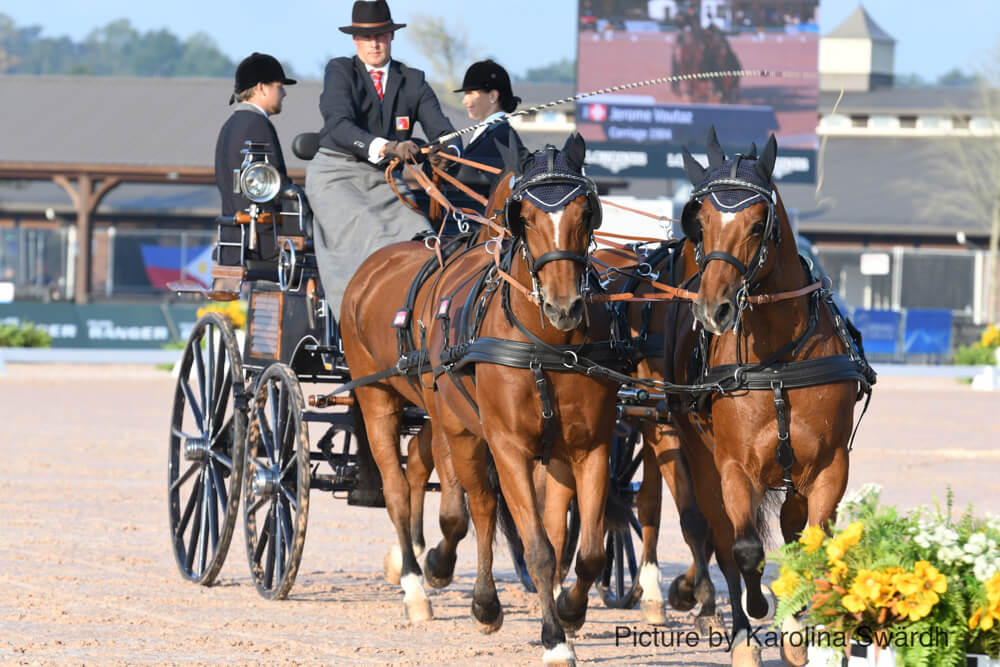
xmin=165 ymin=135 xmax=651 ymax=603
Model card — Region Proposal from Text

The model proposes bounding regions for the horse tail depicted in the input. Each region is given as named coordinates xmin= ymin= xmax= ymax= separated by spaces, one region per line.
xmin=757 ymin=489 xmax=782 ymax=547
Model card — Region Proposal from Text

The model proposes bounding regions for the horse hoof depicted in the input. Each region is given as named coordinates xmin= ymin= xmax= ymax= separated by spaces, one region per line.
xmin=383 ymin=546 xmax=402 ymax=586
xmin=779 ymin=615 xmax=808 ymax=666
xmin=405 ymin=597 xmax=433 ymax=623
xmin=741 ymin=583 xmax=776 ymax=621
xmin=542 ymin=641 xmax=576 ymax=667
xmin=556 ymin=590 xmax=587 ymax=633
xmin=667 ymin=575 xmax=696 ymax=612
xmin=694 ymin=614 xmax=725 ymax=636
xmin=731 ymin=630 xmax=763 ymax=667
xmin=641 ymin=600 xmax=667 ymax=625
xmin=477 ymin=606 xmax=504 ymax=634
xmin=424 ymin=570 xmax=453 ymax=589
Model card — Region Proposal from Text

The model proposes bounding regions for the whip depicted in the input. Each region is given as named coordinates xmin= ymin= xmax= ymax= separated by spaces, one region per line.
xmin=434 ymin=69 xmax=811 ymax=145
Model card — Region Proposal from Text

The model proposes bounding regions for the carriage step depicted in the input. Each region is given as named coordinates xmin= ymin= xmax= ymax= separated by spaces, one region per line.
xmin=300 ymin=410 xmax=356 ymax=424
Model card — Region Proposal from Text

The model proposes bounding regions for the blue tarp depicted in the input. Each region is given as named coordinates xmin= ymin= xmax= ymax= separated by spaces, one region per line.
xmin=903 ymin=309 xmax=953 ymax=356
xmin=852 ymin=309 xmax=901 ymax=356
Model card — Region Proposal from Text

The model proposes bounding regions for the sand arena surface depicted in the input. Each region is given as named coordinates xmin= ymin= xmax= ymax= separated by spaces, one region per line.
xmin=1 ymin=365 xmax=997 ymax=665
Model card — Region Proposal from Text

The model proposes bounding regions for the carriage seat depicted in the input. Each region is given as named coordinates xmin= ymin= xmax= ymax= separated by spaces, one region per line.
xmin=293 ymin=132 xmax=320 ymax=161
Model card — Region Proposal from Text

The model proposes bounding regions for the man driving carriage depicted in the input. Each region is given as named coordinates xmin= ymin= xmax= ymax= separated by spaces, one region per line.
xmin=304 ymin=0 xmax=462 ymax=320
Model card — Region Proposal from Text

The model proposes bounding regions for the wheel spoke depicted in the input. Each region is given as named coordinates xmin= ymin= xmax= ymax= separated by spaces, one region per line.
xmin=280 ymin=484 xmax=298 ymax=512
xmin=209 ymin=449 xmax=233 ymax=472
xmin=246 ymin=494 xmax=268 ymax=517
xmin=615 ymin=533 xmax=625 ymax=599
xmin=211 ymin=373 xmax=234 ymax=440
xmin=194 ymin=330 xmax=209 ymax=433
xmin=176 ymin=472 xmax=202 ymax=536
xmin=253 ymin=518 xmax=270 ymax=564
xmin=171 ymin=461 xmax=200 ymax=492
xmin=197 ymin=469 xmax=211 ymax=575
xmin=274 ymin=502 xmax=285 ymax=585
xmin=267 ymin=380 xmax=281 ymax=461
xmin=172 ymin=426 xmax=200 ymax=442
xmin=180 ymin=376 xmax=205 ymax=432
xmin=279 ymin=494 xmax=295 ymax=553
xmin=623 ymin=529 xmax=638 ymax=579
xmin=255 ymin=403 xmax=276 ymax=463
xmin=206 ymin=326 xmax=217 ymax=427
xmin=264 ymin=510 xmax=276 ymax=588
xmin=184 ymin=476 xmax=204 ymax=572
xmin=209 ymin=460 xmax=229 ymax=524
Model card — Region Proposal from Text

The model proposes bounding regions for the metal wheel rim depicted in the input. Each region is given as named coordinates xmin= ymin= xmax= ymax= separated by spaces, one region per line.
xmin=167 ymin=312 xmax=247 ymax=585
xmin=243 ymin=363 xmax=310 ymax=600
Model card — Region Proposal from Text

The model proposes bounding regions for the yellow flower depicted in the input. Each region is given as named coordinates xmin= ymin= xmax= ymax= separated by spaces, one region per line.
xmin=981 ymin=324 xmax=1000 ymax=348
xmin=826 ymin=540 xmax=847 ymax=562
xmin=799 ymin=525 xmax=825 ymax=554
xmin=891 ymin=571 xmax=922 ymax=597
xmin=838 ymin=522 xmax=864 ymax=547
xmin=771 ymin=569 xmax=800 ymax=598
xmin=892 ymin=595 xmax=931 ymax=622
xmin=852 ymin=569 xmax=881 ymax=600
xmin=842 ymin=592 xmax=867 ymax=613
xmin=913 ymin=561 xmax=947 ymax=596
xmin=970 ymin=608 xmax=983 ymax=630
xmin=829 ymin=559 xmax=849 ymax=585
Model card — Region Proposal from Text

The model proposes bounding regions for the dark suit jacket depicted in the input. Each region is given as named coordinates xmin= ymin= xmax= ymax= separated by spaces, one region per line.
xmin=453 ymin=120 xmax=524 ymax=185
xmin=317 ymin=56 xmax=460 ymax=161
xmin=214 ymin=104 xmax=289 ymax=217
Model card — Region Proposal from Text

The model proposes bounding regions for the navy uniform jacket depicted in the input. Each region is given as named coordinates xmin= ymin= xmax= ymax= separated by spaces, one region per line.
xmin=214 ymin=104 xmax=290 ymax=217
xmin=214 ymin=104 xmax=290 ymax=263
xmin=317 ymin=56 xmax=460 ymax=160
xmin=452 ymin=120 xmax=524 ymax=186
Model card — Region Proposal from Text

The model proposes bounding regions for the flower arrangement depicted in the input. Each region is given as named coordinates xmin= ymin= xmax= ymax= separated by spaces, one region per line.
xmin=197 ymin=301 xmax=247 ymax=330
xmin=955 ymin=323 xmax=1000 ymax=366
xmin=772 ymin=484 xmax=1000 ymax=666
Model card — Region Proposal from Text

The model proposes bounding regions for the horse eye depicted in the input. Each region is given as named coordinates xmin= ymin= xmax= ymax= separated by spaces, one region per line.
xmin=750 ymin=221 xmax=765 ymax=237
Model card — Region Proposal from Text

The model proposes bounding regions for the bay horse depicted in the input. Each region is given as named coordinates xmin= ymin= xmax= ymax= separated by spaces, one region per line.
xmin=671 ymin=23 xmax=742 ymax=104
xmin=341 ymin=134 xmax=619 ymax=665
xmin=664 ymin=130 xmax=873 ymax=666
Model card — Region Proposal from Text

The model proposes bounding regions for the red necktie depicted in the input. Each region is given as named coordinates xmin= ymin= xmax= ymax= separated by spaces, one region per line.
xmin=371 ymin=70 xmax=384 ymax=101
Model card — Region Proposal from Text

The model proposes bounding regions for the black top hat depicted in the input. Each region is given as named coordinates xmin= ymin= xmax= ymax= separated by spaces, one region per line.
xmin=231 ymin=52 xmax=296 ymax=102
xmin=339 ymin=1 xmax=407 ymax=35
xmin=454 ymin=60 xmax=521 ymax=114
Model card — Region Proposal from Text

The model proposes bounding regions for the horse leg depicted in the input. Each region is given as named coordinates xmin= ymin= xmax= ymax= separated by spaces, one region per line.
xmin=542 ymin=458 xmax=574 ymax=595
xmin=354 ymin=388 xmax=431 ymax=622
xmin=648 ymin=424 xmax=720 ymax=631
xmin=716 ymin=542 xmax=763 ymax=667
xmin=718 ymin=459 xmax=772 ymax=623
xmin=777 ymin=486 xmax=811 ymax=666
xmin=556 ymin=444 xmax=609 ymax=636
xmin=493 ymin=451 xmax=574 ymax=665
xmin=635 ymin=438 xmax=666 ymax=624
xmin=405 ymin=423 xmax=433 ymax=558
xmin=442 ymin=426 xmax=503 ymax=633
xmin=424 ymin=428 xmax=470 ymax=590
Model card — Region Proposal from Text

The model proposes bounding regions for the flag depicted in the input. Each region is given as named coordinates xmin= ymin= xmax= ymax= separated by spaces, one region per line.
xmin=141 ymin=244 xmax=214 ymax=289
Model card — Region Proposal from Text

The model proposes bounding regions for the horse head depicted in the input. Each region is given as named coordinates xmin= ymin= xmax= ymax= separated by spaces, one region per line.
xmin=681 ymin=128 xmax=783 ymax=334
xmin=502 ymin=133 xmax=602 ymax=331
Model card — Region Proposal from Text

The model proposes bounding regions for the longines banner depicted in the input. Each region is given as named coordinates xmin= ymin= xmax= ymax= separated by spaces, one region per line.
xmin=0 ymin=303 xmax=202 ymax=348
xmin=584 ymin=141 xmax=816 ymax=182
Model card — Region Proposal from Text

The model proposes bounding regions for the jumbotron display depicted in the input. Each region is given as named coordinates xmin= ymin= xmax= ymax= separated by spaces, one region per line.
xmin=577 ymin=0 xmax=819 ymax=182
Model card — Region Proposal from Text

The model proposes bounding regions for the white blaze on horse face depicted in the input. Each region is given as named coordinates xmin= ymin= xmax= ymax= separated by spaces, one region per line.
xmin=549 ymin=209 xmax=566 ymax=247
xmin=720 ymin=211 xmax=737 ymax=227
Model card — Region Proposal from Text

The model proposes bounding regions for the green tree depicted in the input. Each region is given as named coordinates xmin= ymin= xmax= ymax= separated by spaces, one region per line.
xmin=937 ymin=67 xmax=980 ymax=88
xmin=404 ymin=13 xmax=476 ymax=93
xmin=521 ymin=58 xmax=577 ymax=84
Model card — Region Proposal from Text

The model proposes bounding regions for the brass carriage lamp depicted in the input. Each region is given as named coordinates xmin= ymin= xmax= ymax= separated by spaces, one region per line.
xmin=233 ymin=141 xmax=282 ymax=250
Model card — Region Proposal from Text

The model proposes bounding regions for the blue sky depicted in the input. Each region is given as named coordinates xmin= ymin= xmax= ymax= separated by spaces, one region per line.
xmin=4 ymin=1 xmax=998 ymax=81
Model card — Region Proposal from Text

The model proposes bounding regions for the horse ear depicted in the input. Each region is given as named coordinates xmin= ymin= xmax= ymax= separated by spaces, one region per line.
xmin=495 ymin=137 xmax=524 ymax=177
xmin=706 ymin=125 xmax=726 ymax=169
xmin=748 ymin=142 xmax=758 ymax=158
xmin=682 ymin=146 xmax=707 ymax=186
xmin=754 ymin=134 xmax=778 ymax=183
xmin=562 ymin=132 xmax=587 ymax=173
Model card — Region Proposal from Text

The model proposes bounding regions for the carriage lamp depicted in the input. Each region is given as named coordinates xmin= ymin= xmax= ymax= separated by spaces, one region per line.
xmin=240 ymin=162 xmax=282 ymax=204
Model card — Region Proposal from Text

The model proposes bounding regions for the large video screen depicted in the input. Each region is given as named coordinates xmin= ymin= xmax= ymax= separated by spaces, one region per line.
xmin=577 ymin=0 xmax=819 ymax=182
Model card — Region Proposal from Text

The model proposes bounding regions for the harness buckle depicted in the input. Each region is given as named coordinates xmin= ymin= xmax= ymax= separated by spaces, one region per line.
xmin=637 ymin=262 xmax=653 ymax=278
xmin=562 ymin=350 xmax=579 ymax=369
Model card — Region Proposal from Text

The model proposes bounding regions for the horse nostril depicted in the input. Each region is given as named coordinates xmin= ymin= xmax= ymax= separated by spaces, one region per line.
xmin=543 ymin=302 xmax=559 ymax=320
xmin=568 ymin=298 xmax=584 ymax=320
xmin=714 ymin=301 xmax=733 ymax=328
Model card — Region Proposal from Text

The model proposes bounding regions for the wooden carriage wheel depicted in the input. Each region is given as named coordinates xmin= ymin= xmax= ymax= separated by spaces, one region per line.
xmin=243 ymin=363 xmax=310 ymax=600
xmin=167 ymin=312 xmax=248 ymax=585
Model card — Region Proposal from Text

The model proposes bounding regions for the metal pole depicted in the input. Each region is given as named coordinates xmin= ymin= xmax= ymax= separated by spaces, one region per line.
xmin=105 ymin=226 xmax=116 ymax=298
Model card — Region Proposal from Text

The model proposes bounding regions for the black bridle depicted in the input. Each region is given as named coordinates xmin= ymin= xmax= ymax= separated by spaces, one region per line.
xmin=683 ymin=155 xmax=781 ymax=325
xmin=504 ymin=148 xmax=603 ymax=304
